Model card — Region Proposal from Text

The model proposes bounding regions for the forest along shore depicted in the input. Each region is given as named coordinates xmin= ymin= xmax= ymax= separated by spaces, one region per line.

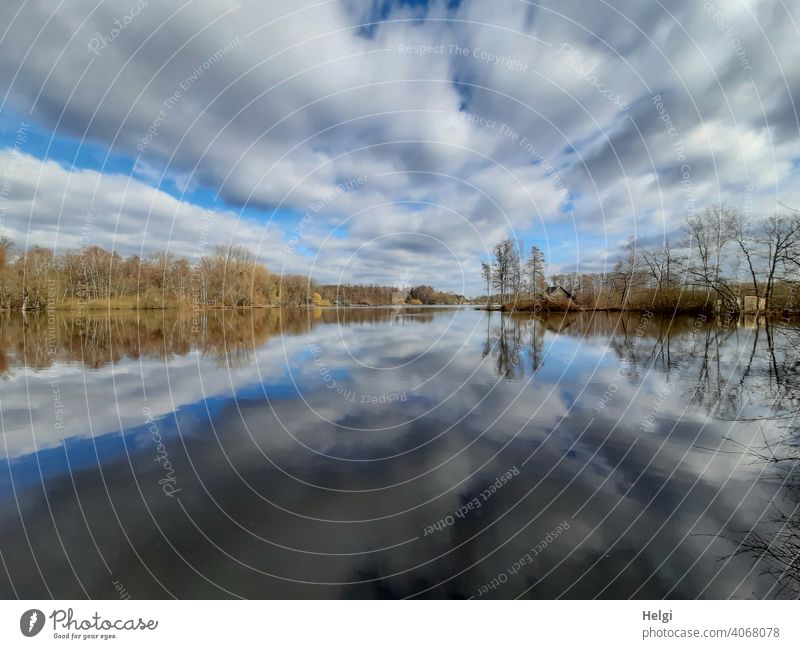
xmin=0 ymin=237 xmax=463 ymax=311
xmin=477 ymin=205 xmax=800 ymax=317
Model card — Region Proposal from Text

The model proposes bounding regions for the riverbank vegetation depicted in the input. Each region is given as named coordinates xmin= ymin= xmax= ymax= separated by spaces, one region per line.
xmin=0 ymin=238 xmax=462 ymax=310
xmin=480 ymin=205 xmax=800 ymax=315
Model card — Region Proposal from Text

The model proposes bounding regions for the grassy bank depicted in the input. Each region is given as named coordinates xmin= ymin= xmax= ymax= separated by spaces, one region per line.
xmin=486 ymin=298 xmax=799 ymax=318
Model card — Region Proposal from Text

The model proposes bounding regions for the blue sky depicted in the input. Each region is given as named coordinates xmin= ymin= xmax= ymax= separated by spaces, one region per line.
xmin=1 ymin=0 xmax=798 ymax=293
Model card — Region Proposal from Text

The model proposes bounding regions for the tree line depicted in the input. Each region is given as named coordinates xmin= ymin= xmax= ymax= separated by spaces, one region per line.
xmin=0 ymin=238 xmax=461 ymax=310
xmin=481 ymin=205 xmax=800 ymax=313
xmin=315 ymin=283 xmax=463 ymax=306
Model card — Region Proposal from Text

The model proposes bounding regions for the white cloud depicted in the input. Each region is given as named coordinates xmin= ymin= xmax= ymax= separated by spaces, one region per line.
xmin=0 ymin=0 xmax=798 ymax=289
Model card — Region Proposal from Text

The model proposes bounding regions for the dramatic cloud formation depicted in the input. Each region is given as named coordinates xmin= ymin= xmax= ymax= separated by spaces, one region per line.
xmin=1 ymin=0 xmax=798 ymax=291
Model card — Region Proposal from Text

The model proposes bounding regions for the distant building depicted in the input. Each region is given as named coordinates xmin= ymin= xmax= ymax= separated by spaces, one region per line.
xmin=715 ymin=295 xmax=767 ymax=314
xmin=743 ymin=295 xmax=766 ymax=314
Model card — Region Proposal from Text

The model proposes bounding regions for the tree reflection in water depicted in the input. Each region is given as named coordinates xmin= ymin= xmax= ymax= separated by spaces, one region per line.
xmin=0 ymin=306 xmax=438 ymax=374
xmin=2 ymin=306 xmax=800 ymax=597
xmin=719 ymin=324 xmax=800 ymax=597
xmin=481 ymin=310 xmax=800 ymax=597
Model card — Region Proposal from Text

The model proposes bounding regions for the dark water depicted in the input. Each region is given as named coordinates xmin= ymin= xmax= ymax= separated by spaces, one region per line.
xmin=0 ymin=306 xmax=798 ymax=599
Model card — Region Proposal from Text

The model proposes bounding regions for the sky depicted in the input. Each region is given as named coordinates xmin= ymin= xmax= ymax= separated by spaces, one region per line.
xmin=0 ymin=0 xmax=798 ymax=295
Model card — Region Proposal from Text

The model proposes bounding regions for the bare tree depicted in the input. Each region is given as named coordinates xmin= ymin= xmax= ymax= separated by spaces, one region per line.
xmin=0 ymin=237 xmax=16 ymax=309
xmin=682 ymin=205 xmax=738 ymax=311
xmin=492 ymin=239 xmax=516 ymax=306
xmin=17 ymin=246 xmax=54 ymax=310
xmin=639 ymin=241 xmax=681 ymax=307
xmin=610 ymin=238 xmax=644 ymax=307
xmin=762 ymin=214 xmax=800 ymax=312
xmin=525 ymin=245 xmax=545 ymax=300
xmin=480 ymin=261 xmax=492 ymax=308
xmin=729 ymin=208 xmax=762 ymax=309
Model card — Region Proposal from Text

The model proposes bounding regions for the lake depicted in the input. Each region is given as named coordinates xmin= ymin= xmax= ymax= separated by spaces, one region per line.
xmin=0 ymin=306 xmax=798 ymax=598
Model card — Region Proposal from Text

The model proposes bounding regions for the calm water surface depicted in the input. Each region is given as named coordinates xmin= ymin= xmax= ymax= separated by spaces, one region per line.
xmin=0 ymin=307 xmax=798 ymax=598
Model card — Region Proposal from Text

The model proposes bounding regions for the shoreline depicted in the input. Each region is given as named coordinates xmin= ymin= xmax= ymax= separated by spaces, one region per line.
xmin=475 ymin=304 xmax=800 ymax=318
xmin=0 ymin=303 xmax=467 ymax=313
